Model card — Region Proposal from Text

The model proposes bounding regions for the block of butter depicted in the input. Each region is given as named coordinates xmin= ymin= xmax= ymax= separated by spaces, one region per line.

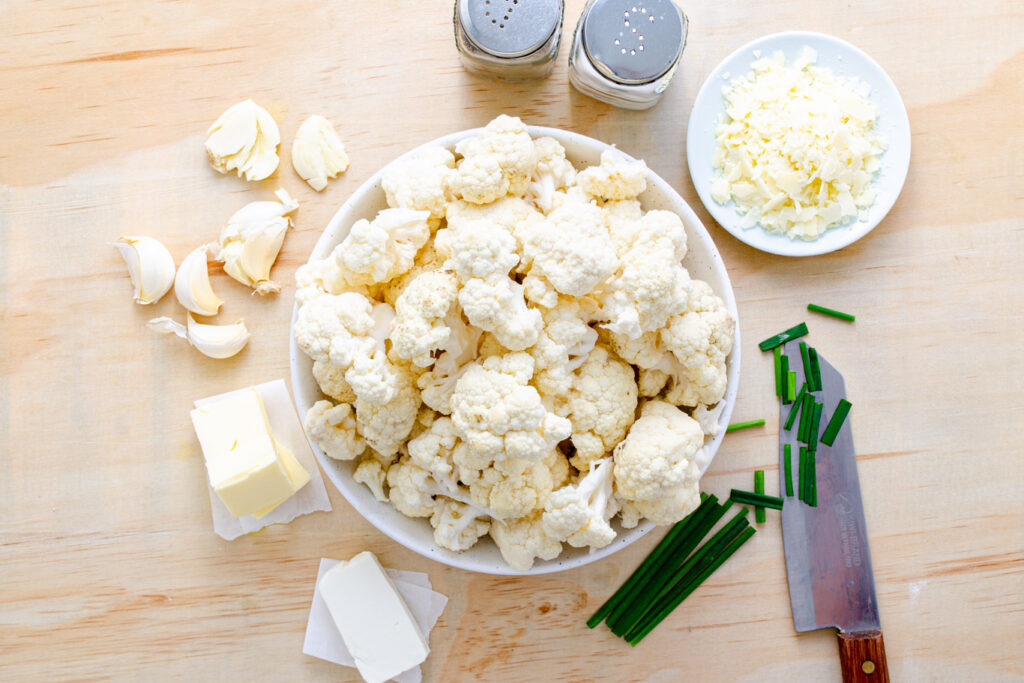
xmin=318 ymin=552 xmax=430 ymax=683
xmin=190 ymin=388 xmax=310 ymax=519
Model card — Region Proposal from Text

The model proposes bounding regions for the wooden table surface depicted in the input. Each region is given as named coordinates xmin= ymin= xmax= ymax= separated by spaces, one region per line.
xmin=2 ymin=1 xmax=1022 ymax=680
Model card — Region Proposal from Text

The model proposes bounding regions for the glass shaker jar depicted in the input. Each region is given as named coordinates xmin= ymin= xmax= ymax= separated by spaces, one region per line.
xmin=568 ymin=0 xmax=688 ymax=110
xmin=454 ymin=0 xmax=565 ymax=80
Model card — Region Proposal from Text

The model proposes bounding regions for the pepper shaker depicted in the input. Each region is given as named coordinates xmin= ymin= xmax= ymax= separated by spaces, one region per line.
xmin=568 ymin=0 xmax=688 ymax=110
xmin=454 ymin=0 xmax=565 ymax=80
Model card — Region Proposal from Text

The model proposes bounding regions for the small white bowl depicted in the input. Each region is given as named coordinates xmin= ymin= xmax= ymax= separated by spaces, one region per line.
xmin=686 ymin=31 xmax=912 ymax=257
xmin=290 ymin=126 xmax=741 ymax=575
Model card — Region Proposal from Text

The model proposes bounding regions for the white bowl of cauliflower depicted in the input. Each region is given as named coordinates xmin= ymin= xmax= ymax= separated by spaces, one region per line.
xmin=290 ymin=116 xmax=740 ymax=574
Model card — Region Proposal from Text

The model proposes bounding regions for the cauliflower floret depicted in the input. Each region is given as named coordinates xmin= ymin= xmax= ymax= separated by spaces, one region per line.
xmin=390 ymin=270 xmax=460 ymax=367
xmin=435 ymin=217 xmax=520 ymax=280
xmin=450 ymin=353 xmax=571 ymax=463
xmin=576 ymin=148 xmax=648 ymax=201
xmin=529 ymin=298 xmax=599 ymax=401
xmin=658 ymin=279 xmax=735 ymax=407
xmin=489 ymin=511 xmax=563 ymax=571
xmin=353 ymin=457 xmax=389 ymax=502
xmin=603 ymin=199 xmax=643 ymax=237
xmin=355 ymin=364 xmax=421 ymax=460
xmin=528 ymin=137 xmax=577 ymax=214
xmin=458 ymin=276 xmax=542 ymax=351
xmin=417 ymin=313 xmax=482 ymax=414
xmin=431 ymin=499 xmax=491 ymax=552
xmin=446 ymin=196 xmax=541 ymax=240
xmin=381 ymin=146 xmax=456 ymax=223
xmin=303 ymin=400 xmax=365 ymax=461
xmin=603 ymin=328 xmax=664 ymax=369
xmin=294 ymin=293 xmax=399 ymax=406
xmin=519 ymin=200 xmax=617 ymax=298
xmin=334 ymin=208 xmax=431 ymax=285
xmin=693 ymin=401 xmax=726 ymax=437
xmin=407 ymin=416 xmax=459 ymax=481
xmin=542 ymin=457 xmax=618 ymax=549
xmin=565 ymin=346 xmax=638 ymax=471
xmin=294 ymin=258 xmax=349 ymax=307
xmin=311 ymin=359 xmax=357 ymax=403
xmin=613 ymin=401 xmax=703 ymax=525
xmin=455 ymin=450 xmax=558 ymax=520
xmin=386 ymin=457 xmax=439 ymax=518
xmin=452 ymin=115 xmax=537 ymax=203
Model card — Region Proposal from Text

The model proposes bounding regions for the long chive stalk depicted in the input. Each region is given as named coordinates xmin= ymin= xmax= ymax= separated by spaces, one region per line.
xmin=758 ymin=322 xmax=809 ymax=352
xmin=807 ymin=303 xmax=855 ymax=322
xmin=726 ymin=418 xmax=765 ymax=433
xmin=730 ymin=489 xmax=785 ymax=510
xmin=820 ymin=399 xmax=852 ymax=446
xmin=605 ymin=499 xmax=727 ymax=634
xmin=627 ymin=525 xmax=757 ymax=645
xmin=753 ymin=471 xmax=766 ymax=523
xmin=588 ymin=495 xmax=714 ymax=628
xmin=784 ymin=384 xmax=808 ymax=430
xmin=783 ymin=444 xmax=794 ymax=497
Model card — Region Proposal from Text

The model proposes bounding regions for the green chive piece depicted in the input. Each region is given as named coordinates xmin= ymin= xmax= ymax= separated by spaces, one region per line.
xmin=821 ymin=399 xmax=852 ymax=447
xmin=627 ymin=525 xmax=757 ymax=645
xmin=783 ymin=444 xmax=794 ymax=497
xmin=799 ymin=341 xmax=812 ymax=385
xmin=784 ymin=384 xmax=808 ymax=430
xmin=780 ymin=354 xmax=791 ymax=404
xmin=753 ymin=471 xmax=766 ymax=523
xmin=624 ymin=509 xmax=751 ymax=641
xmin=758 ymin=322 xmax=809 ymax=352
xmin=729 ymin=488 xmax=785 ymax=510
xmin=798 ymin=393 xmax=813 ymax=442
xmin=808 ymin=303 xmax=856 ymax=322
xmin=810 ymin=453 xmax=818 ymax=507
xmin=808 ymin=402 xmax=823 ymax=454
xmin=593 ymin=495 xmax=715 ymax=629
xmin=808 ymin=347 xmax=822 ymax=392
xmin=607 ymin=500 xmax=730 ymax=635
xmin=726 ymin=418 xmax=766 ymax=433
xmin=799 ymin=446 xmax=809 ymax=503
xmin=787 ymin=371 xmax=797 ymax=403
xmin=774 ymin=346 xmax=783 ymax=397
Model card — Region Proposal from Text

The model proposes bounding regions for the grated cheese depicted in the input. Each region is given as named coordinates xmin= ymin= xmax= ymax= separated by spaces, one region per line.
xmin=711 ymin=47 xmax=887 ymax=240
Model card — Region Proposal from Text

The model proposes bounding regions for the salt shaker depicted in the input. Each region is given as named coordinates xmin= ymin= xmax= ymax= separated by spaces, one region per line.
xmin=454 ymin=0 xmax=564 ymax=80
xmin=568 ymin=0 xmax=688 ymax=110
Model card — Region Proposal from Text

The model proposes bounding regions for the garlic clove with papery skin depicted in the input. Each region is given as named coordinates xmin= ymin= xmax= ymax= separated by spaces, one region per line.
xmin=147 ymin=315 xmax=249 ymax=359
xmin=291 ymin=115 xmax=350 ymax=191
xmin=174 ymin=245 xmax=223 ymax=316
xmin=113 ymin=236 xmax=175 ymax=304
xmin=210 ymin=188 xmax=298 ymax=295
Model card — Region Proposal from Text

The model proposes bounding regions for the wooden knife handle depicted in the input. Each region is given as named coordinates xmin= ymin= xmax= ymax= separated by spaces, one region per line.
xmin=837 ymin=630 xmax=889 ymax=683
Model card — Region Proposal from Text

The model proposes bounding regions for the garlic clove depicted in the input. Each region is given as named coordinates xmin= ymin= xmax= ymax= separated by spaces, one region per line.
xmin=210 ymin=188 xmax=298 ymax=295
xmin=174 ymin=245 xmax=223 ymax=316
xmin=205 ymin=99 xmax=280 ymax=182
xmin=113 ymin=236 xmax=175 ymax=304
xmin=148 ymin=315 xmax=249 ymax=359
xmin=291 ymin=115 xmax=349 ymax=191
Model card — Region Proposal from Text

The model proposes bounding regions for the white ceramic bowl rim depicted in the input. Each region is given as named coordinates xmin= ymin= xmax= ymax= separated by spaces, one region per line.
xmin=290 ymin=125 xmax=741 ymax=574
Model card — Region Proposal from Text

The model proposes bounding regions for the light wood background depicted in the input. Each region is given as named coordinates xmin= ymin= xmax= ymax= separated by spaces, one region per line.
xmin=2 ymin=1 xmax=1022 ymax=681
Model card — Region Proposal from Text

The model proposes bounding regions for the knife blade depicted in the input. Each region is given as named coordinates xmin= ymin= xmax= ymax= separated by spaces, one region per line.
xmin=779 ymin=341 xmax=889 ymax=683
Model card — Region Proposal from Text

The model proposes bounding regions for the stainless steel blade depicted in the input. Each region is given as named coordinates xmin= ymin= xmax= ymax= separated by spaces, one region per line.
xmin=780 ymin=340 xmax=881 ymax=634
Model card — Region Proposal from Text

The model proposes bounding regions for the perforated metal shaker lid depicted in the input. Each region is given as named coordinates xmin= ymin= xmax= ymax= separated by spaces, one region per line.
xmin=459 ymin=0 xmax=563 ymax=58
xmin=582 ymin=0 xmax=687 ymax=84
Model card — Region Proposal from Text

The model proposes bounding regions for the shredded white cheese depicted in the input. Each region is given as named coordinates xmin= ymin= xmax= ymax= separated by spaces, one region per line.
xmin=711 ymin=47 xmax=887 ymax=240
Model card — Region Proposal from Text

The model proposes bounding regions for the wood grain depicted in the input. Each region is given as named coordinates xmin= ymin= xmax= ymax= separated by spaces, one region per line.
xmin=2 ymin=1 xmax=1023 ymax=681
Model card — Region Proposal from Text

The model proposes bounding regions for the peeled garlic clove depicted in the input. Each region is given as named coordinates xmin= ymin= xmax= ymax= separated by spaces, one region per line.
xmin=205 ymin=99 xmax=280 ymax=182
xmin=147 ymin=315 xmax=249 ymax=359
xmin=292 ymin=115 xmax=349 ymax=191
xmin=113 ymin=236 xmax=175 ymax=304
xmin=210 ymin=188 xmax=298 ymax=295
xmin=174 ymin=245 xmax=223 ymax=316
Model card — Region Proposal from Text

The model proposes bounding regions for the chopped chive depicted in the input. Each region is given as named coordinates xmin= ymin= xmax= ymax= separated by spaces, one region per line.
xmin=798 ymin=393 xmax=813 ymax=442
xmin=799 ymin=341 xmax=812 ymax=385
xmin=821 ymin=399 xmax=852 ymax=447
xmin=784 ymin=384 xmax=808 ymax=430
xmin=627 ymin=525 xmax=757 ymax=645
xmin=787 ymin=371 xmax=797 ymax=403
xmin=595 ymin=495 xmax=715 ymax=629
xmin=729 ymin=488 xmax=785 ymax=510
xmin=624 ymin=509 xmax=751 ymax=641
xmin=808 ymin=346 xmax=822 ymax=392
xmin=758 ymin=322 xmax=809 ymax=352
xmin=808 ymin=303 xmax=855 ymax=322
xmin=726 ymin=418 xmax=765 ymax=433
xmin=774 ymin=347 xmax=782 ymax=397
xmin=780 ymin=355 xmax=791 ymax=403
xmin=783 ymin=444 xmax=794 ymax=497
xmin=807 ymin=402 xmax=823 ymax=454
xmin=753 ymin=470 xmax=766 ymax=523
xmin=607 ymin=500 xmax=730 ymax=635
xmin=810 ymin=453 xmax=818 ymax=507
xmin=799 ymin=446 xmax=809 ymax=503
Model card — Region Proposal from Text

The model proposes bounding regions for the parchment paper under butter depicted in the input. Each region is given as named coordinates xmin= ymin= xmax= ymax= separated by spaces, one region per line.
xmin=192 ymin=379 xmax=331 ymax=540
xmin=303 ymin=558 xmax=448 ymax=683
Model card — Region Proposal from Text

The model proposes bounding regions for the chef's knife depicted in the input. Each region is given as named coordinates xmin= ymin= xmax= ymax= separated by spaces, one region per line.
xmin=779 ymin=341 xmax=889 ymax=683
